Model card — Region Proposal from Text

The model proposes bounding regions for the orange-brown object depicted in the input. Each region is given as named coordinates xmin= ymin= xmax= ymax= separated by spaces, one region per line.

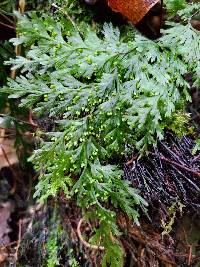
xmin=191 ymin=20 xmax=200 ymax=31
xmin=108 ymin=0 xmax=159 ymax=25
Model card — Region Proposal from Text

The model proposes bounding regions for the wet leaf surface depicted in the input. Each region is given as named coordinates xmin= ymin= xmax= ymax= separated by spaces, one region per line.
xmin=108 ymin=0 xmax=159 ymax=24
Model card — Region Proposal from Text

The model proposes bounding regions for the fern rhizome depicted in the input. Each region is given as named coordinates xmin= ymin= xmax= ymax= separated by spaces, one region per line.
xmin=2 ymin=2 xmax=200 ymax=265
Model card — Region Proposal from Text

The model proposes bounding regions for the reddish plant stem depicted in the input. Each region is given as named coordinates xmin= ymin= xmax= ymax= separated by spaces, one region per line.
xmin=0 ymin=20 xmax=15 ymax=30
xmin=149 ymin=152 xmax=200 ymax=177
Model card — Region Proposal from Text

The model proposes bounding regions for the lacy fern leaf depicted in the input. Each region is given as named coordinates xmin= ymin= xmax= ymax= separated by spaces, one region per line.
xmin=2 ymin=12 xmax=197 ymax=266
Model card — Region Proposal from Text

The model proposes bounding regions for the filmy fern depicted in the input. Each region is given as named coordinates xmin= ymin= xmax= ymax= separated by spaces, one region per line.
xmin=178 ymin=2 xmax=200 ymax=21
xmin=164 ymin=0 xmax=187 ymax=16
xmin=2 ymin=10 xmax=199 ymax=265
xmin=161 ymin=22 xmax=200 ymax=87
xmin=161 ymin=1 xmax=200 ymax=88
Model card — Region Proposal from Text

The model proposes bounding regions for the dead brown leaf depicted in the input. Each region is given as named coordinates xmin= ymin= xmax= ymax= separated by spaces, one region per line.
xmin=108 ymin=0 xmax=159 ymax=24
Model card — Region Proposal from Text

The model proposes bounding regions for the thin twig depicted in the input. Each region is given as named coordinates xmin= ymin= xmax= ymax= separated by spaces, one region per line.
xmin=52 ymin=3 xmax=81 ymax=32
xmin=77 ymin=218 xmax=105 ymax=251
xmin=191 ymin=153 xmax=200 ymax=163
xmin=0 ymin=11 xmax=15 ymax=24
xmin=14 ymin=219 xmax=22 ymax=261
xmin=0 ymin=241 xmax=18 ymax=249
xmin=149 ymin=152 xmax=200 ymax=177
xmin=0 ymin=114 xmax=38 ymax=127
xmin=0 ymin=20 xmax=15 ymax=30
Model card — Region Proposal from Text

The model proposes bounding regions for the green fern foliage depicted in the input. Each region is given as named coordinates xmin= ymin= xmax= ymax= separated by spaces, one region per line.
xmin=161 ymin=23 xmax=200 ymax=87
xmin=2 ymin=10 xmax=199 ymax=265
xmin=164 ymin=0 xmax=187 ymax=16
xmin=89 ymin=220 xmax=124 ymax=267
xmin=2 ymin=12 xmax=192 ymax=213
xmin=178 ymin=2 xmax=200 ymax=21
